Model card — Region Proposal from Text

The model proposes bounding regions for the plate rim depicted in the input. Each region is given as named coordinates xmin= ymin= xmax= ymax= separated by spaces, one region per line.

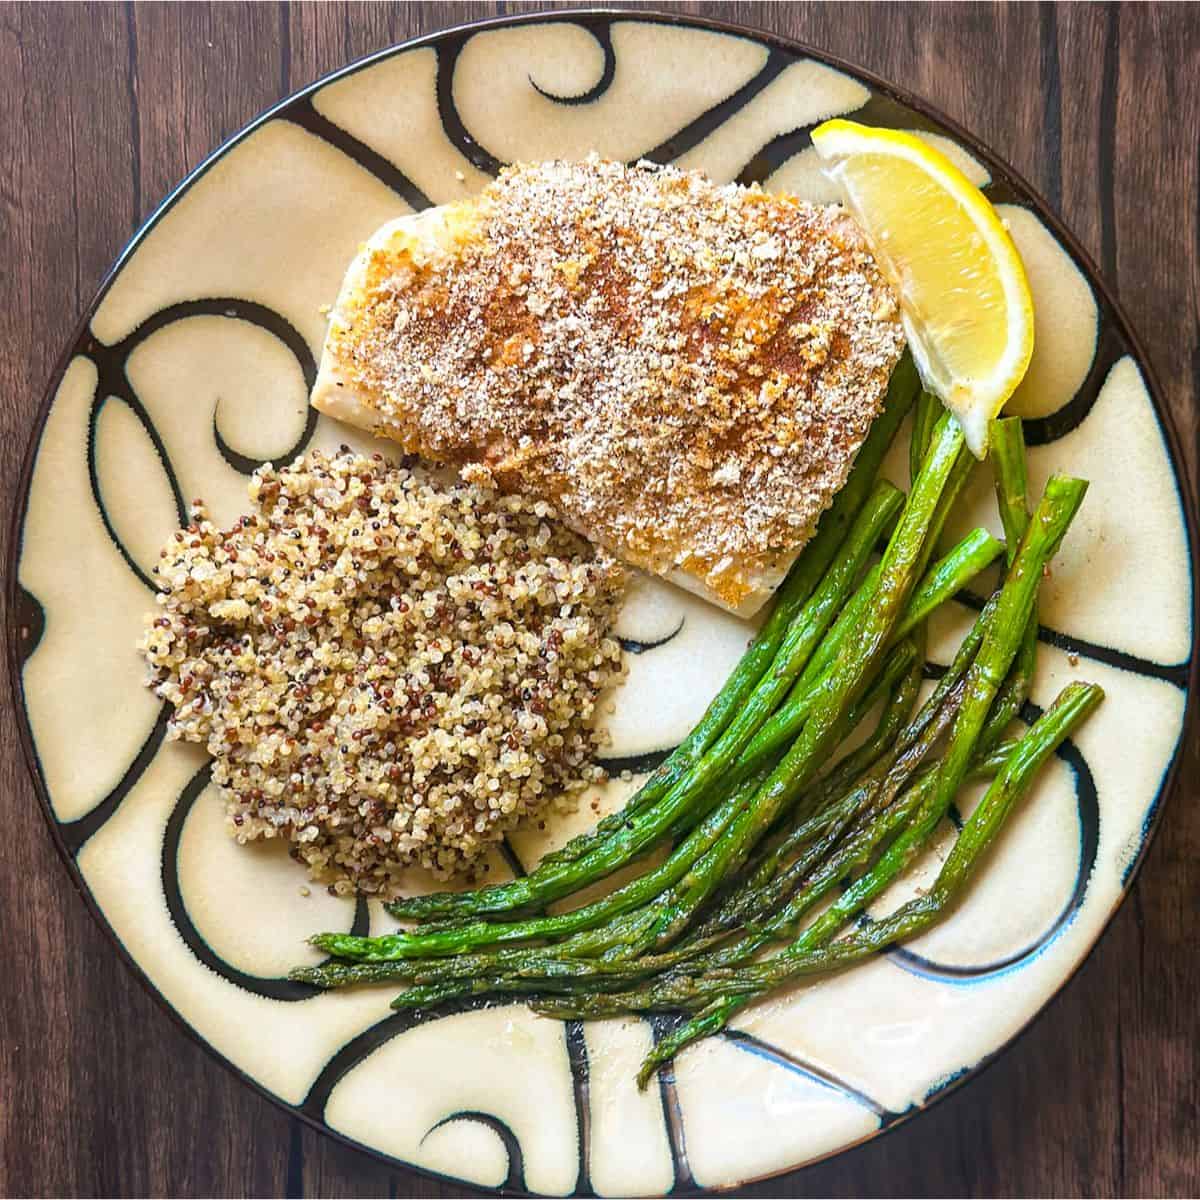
xmin=5 ymin=7 xmax=1197 ymax=1196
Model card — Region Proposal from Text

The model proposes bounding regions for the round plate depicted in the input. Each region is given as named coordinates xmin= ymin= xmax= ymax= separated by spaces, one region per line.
xmin=8 ymin=10 xmax=1196 ymax=1197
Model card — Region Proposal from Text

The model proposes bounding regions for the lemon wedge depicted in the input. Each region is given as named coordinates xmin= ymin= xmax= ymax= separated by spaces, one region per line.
xmin=810 ymin=119 xmax=1034 ymax=457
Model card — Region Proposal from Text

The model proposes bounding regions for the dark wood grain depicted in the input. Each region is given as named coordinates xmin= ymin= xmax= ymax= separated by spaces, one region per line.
xmin=1 ymin=3 xmax=1196 ymax=1196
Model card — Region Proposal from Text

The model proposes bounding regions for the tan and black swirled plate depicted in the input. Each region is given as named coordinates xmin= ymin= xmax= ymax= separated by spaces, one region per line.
xmin=8 ymin=11 xmax=1197 ymax=1197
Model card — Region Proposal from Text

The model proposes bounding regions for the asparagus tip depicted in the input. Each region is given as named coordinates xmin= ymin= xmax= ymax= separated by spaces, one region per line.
xmin=635 ymin=1061 xmax=658 ymax=1091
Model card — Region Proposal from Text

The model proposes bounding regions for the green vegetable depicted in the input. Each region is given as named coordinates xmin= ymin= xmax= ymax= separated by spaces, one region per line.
xmin=293 ymin=401 xmax=1103 ymax=1090
xmin=910 ymin=390 xmax=940 ymax=484
xmin=627 ymin=681 xmax=1101 ymax=1087
xmin=622 ymin=471 xmax=1088 ymax=1081
xmin=524 ymin=356 xmax=921 ymax=875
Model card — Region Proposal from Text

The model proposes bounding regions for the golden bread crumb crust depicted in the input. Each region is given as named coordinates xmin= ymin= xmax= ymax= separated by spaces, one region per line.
xmin=321 ymin=158 xmax=905 ymax=609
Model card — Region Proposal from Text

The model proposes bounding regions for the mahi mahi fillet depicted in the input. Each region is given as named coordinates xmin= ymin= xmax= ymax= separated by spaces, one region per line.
xmin=311 ymin=157 xmax=905 ymax=616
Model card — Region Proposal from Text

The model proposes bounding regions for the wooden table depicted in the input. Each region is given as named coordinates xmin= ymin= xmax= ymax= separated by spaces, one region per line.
xmin=2 ymin=3 xmax=1196 ymax=1196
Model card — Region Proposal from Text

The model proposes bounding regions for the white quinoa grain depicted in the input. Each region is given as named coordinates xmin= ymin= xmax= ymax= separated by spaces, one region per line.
xmin=140 ymin=449 xmax=626 ymax=894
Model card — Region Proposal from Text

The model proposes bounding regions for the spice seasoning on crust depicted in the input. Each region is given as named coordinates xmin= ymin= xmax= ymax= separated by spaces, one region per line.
xmin=312 ymin=157 xmax=906 ymax=614
xmin=139 ymin=449 xmax=626 ymax=891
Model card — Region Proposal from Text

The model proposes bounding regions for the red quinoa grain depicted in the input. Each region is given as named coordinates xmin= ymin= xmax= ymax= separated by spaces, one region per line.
xmin=140 ymin=448 xmax=625 ymax=892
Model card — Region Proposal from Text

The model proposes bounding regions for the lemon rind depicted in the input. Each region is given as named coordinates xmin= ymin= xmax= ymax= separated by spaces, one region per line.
xmin=811 ymin=119 xmax=1035 ymax=456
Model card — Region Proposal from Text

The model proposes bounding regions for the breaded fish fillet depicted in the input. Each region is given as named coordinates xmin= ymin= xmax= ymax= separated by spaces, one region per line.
xmin=311 ymin=157 xmax=905 ymax=615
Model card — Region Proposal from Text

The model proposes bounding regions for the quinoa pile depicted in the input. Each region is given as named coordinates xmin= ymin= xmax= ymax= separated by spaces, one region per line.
xmin=139 ymin=448 xmax=627 ymax=891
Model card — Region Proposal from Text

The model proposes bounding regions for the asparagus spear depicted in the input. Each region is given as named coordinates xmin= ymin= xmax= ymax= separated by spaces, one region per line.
xmin=531 ymin=356 xmax=921 ymax=873
xmin=650 ymin=632 xmax=928 ymax=959
xmin=640 ymin=640 xmax=959 ymax=954
xmin=977 ymin=416 xmax=1038 ymax=753
xmin=772 ymin=477 xmax=1084 ymax=966
xmin=673 ymin=673 xmax=966 ymax=944
xmin=338 ymin=761 xmax=944 ymax=1004
xmin=747 ymin=527 xmax=1002 ymax=768
xmin=310 ymin=558 xmax=916 ymax=966
xmin=993 ymin=416 xmax=1031 ymax=555
xmin=801 ymin=414 xmax=1028 ymax=781
xmin=910 ymin=390 xmax=940 ymax=484
xmin=627 ymin=681 xmax=1101 ymax=1087
xmin=622 ymin=472 xmax=1088 ymax=1079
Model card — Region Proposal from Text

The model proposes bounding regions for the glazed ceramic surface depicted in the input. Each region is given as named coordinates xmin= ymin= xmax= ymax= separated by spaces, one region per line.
xmin=9 ymin=12 xmax=1196 ymax=1197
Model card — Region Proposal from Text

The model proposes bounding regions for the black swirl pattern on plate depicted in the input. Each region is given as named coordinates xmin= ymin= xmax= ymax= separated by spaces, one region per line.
xmin=952 ymin=588 xmax=1190 ymax=688
xmin=34 ymin=301 xmax=323 ymax=847
xmin=301 ymin=996 xmax=499 ymax=1118
xmin=423 ymin=1111 xmax=527 ymax=1192
xmin=282 ymin=100 xmax=434 ymax=213
xmin=434 ymin=35 xmax=502 ymax=177
xmin=58 ymin=704 xmax=172 ymax=857
xmin=564 ymin=1020 xmax=593 ymax=1196
xmin=16 ymin=362 xmax=174 ymax=845
xmin=644 ymin=1013 xmax=698 ymax=1193
xmin=639 ymin=47 xmax=793 ymax=166
xmin=431 ymin=13 xmax=799 ymax=177
xmin=720 ymin=1029 xmax=904 ymax=1125
xmin=529 ymin=21 xmax=616 ymax=107
xmin=87 ymin=386 xmax=185 ymax=591
xmin=161 ymin=760 xmax=368 ymax=1002
xmin=99 ymin=297 xmax=320 ymax=473
xmin=12 ymin=585 xmax=45 ymax=662
xmin=637 ymin=1014 xmax=900 ymax=1192
xmin=1018 ymin=317 xmax=1120 ymax=448
xmin=81 ymin=297 xmax=321 ymax=585
xmin=499 ymin=828 xmax=592 ymax=1196
xmin=596 ymin=747 xmax=678 ymax=776
xmin=733 ymin=90 xmax=939 ymax=188
xmin=301 ymin=993 xmax=564 ymax=1194
xmin=620 ymin=616 xmax=686 ymax=657
xmin=603 ymin=617 xmax=688 ymax=771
